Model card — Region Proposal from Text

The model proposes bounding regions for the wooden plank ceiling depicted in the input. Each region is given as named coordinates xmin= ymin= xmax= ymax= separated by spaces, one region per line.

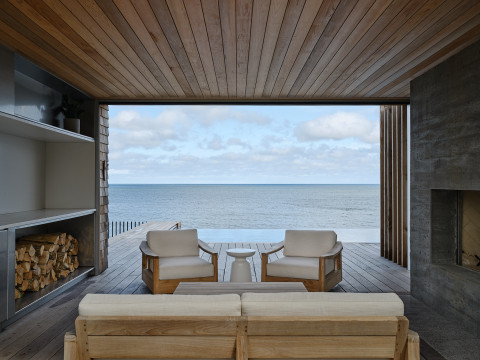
xmin=0 ymin=0 xmax=479 ymax=102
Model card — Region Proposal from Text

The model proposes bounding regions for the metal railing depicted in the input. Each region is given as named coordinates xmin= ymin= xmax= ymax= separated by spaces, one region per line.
xmin=108 ymin=221 xmax=147 ymax=237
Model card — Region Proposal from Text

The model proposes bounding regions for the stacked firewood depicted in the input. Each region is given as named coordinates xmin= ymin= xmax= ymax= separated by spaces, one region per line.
xmin=14 ymin=233 xmax=79 ymax=299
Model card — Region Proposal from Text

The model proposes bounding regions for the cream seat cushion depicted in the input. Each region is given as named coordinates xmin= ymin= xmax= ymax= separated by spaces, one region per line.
xmin=283 ymin=230 xmax=336 ymax=257
xmin=79 ymin=294 xmax=241 ymax=316
xmin=266 ymin=256 xmax=334 ymax=280
xmin=147 ymin=229 xmax=199 ymax=257
xmin=241 ymin=292 xmax=404 ymax=316
xmin=157 ymin=256 xmax=214 ymax=280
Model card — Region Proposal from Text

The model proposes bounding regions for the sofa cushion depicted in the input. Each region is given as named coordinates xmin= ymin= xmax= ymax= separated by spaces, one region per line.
xmin=241 ymin=292 xmax=404 ymax=316
xmin=266 ymin=256 xmax=334 ymax=280
xmin=79 ymin=294 xmax=241 ymax=316
xmin=158 ymin=256 xmax=214 ymax=280
xmin=147 ymin=229 xmax=199 ymax=257
xmin=283 ymin=230 xmax=336 ymax=257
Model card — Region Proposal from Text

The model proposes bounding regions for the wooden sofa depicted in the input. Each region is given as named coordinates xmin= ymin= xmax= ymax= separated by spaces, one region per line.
xmin=65 ymin=293 xmax=420 ymax=360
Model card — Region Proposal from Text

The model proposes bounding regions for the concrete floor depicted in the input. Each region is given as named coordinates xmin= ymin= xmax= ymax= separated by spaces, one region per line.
xmin=401 ymin=295 xmax=480 ymax=360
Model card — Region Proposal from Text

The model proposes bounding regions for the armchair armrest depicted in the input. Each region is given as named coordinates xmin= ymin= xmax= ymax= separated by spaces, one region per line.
xmin=198 ymin=240 xmax=218 ymax=255
xmin=139 ymin=241 xmax=159 ymax=258
xmin=261 ymin=241 xmax=284 ymax=256
xmin=320 ymin=241 xmax=343 ymax=259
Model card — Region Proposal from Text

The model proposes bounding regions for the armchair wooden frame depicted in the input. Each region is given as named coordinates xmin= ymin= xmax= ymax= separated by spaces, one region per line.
xmin=261 ymin=241 xmax=343 ymax=292
xmin=140 ymin=239 xmax=218 ymax=294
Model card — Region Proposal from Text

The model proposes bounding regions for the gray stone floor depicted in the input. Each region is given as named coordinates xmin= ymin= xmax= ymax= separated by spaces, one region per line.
xmin=401 ymin=295 xmax=480 ymax=360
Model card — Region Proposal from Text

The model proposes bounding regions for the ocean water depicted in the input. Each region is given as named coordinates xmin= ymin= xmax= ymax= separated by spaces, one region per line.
xmin=109 ymin=184 xmax=380 ymax=242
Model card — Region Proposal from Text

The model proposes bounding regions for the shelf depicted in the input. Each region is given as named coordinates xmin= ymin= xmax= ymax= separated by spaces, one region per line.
xmin=0 ymin=208 xmax=96 ymax=230
xmin=14 ymin=267 xmax=94 ymax=316
xmin=0 ymin=110 xmax=94 ymax=143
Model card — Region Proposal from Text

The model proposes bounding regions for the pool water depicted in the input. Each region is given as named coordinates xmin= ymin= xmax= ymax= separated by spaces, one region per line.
xmin=196 ymin=228 xmax=379 ymax=243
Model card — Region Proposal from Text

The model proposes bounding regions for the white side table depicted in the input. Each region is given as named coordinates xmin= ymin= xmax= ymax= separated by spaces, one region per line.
xmin=226 ymin=248 xmax=256 ymax=282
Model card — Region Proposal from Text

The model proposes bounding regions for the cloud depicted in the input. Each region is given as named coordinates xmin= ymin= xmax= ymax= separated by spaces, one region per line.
xmin=109 ymin=109 xmax=191 ymax=151
xmin=295 ymin=112 xmax=379 ymax=143
xmin=186 ymin=106 xmax=272 ymax=126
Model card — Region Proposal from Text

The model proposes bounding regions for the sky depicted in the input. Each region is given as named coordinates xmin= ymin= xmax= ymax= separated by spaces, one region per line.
xmin=108 ymin=105 xmax=380 ymax=184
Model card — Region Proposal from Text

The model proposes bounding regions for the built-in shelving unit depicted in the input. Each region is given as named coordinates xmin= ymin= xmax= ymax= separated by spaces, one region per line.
xmin=0 ymin=45 xmax=98 ymax=329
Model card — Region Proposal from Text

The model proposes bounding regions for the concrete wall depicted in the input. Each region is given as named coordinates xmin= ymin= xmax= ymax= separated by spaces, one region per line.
xmin=410 ymin=41 xmax=480 ymax=335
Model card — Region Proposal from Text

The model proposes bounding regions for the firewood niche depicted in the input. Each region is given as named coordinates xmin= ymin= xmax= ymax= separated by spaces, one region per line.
xmin=15 ymin=233 xmax=79 ymax=299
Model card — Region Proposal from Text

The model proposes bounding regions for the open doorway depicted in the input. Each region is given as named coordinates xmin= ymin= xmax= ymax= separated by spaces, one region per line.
xmin=107 ymin=105 xmax=380 ymax=243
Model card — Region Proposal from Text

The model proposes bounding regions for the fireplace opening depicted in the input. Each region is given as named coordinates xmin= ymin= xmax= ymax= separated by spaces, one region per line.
xmin=459 ymin=191 xmax=480 ymax=272
xmin=431 ymin=189 xmax=480 ymax=272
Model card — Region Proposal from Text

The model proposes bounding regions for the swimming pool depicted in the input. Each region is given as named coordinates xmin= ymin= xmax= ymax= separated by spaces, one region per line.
xmin=196 ymin=228 xmax=379 ymax=243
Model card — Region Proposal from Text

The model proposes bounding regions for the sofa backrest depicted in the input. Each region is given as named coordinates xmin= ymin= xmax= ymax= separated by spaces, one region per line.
xmin=283 ymin=230 xmax=337 ymax=257
xmin=241 ymin=292 xmax=404 ymax=316
xmin=147 ymin=229 xmax=199 ymax=257
xmin=79 ymin=293 xmax=241 ymax=316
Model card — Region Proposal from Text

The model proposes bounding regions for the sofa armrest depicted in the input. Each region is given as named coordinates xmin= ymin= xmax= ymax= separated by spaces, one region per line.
xmin=320 ymin=241 xmax=343 ymax=259
xmin=64 ymin=332 xmax=78 ymax=360
xmin=139 ymin=241 xmax=159 ymax=258
xmin=198 ymin=240 xmax=218 ymax=255
xmin=261 ymin=241 xmax=284 ymax=256
xmin=406 ymin=330 xmax=420 ymax=360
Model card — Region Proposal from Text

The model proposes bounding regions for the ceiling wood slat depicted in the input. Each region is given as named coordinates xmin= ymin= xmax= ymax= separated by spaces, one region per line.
xmin=113 ymin=0 xmax=181 ymax=97
xmin=360 ymin=0 xmax=480 ymax=97
xmin=202 ymin=0 xmax=229 ymax=97
xmin=343 ymin=0 xmax=466 ymax=97
xmin=65 ymin=0 xmax=171 ymax=98
xmin=303 ymin=0 xmax=378 ymax=97
xmin=309 ymin=0 xmax=394 ymax=97
xmin=254 ymin=0 xmax=288 ymax=97
xmin=149 ymin=0 xmax=203 ymax=97
xmin=130 ymin=0 xmax=193 ymax=96
xmin=314 ymin=0 xmax=407 ymax=98
xmin=219 ymin=0 xmax=237 ymax=97
xmin=184 ymin=0 xmax=219 ymax=97
xmin=245 ymin=0 xmax=270 ymax=98
xmin=236 ymin=0 xmax=253 ymax=97
xmin=278 ymin=0 xmax=340 ymax=97
xmin=0 ymin=18 xmax=109 ymax=98
xmin=327 ymin=0 xmax=444 ymax=97
xmin=371 ymin=17 xmax=480 ymax=97
xmin=40 ymin=0 xmax=154 ymax=97
xmin=7 ymin=0 xmax=134 ymax=97
xmin=270 ymin=0 xmax=322 ymax=98
xmin=379 ymin=24 xmax=480 ymax=98
xmin=289 ymin=0 xmax=359 ymax=97
xmin=263 ymin=0 xmax=306 ymax=97
xmin=0 ymin=2 xmax=118 ymax=97
xmin=166 ymin=0 xmax=212 ymax=97
xmin=0 ymin=0 xmax=478 ymax=101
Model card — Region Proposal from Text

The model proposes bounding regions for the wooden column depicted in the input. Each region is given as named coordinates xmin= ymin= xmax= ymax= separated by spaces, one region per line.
xmin=380 ymin=105 xmax=408 ymax=267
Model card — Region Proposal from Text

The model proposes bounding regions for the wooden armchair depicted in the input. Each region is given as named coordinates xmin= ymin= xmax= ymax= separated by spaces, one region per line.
xmin=140 ymin=229 xmax=218 ymax=294
xmin=261 ymin=230 xmax=342 ymax=292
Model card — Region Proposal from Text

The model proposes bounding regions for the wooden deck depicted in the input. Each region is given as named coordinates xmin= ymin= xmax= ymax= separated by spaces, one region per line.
xmin=0 ymin=222 xmax=410 ymax=359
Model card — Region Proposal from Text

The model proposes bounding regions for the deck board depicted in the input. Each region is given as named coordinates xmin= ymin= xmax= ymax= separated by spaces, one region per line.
xmin=0 ymin=222 xmax=410 ymax=359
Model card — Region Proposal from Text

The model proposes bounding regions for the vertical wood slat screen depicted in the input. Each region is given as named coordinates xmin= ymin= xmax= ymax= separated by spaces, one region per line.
xmin=380 ymin=105 xmax=408 ymax=267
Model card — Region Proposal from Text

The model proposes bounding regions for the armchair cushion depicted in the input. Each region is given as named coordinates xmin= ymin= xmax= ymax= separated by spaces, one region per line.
xmin=79 ymin=294 xmax=241 ymax=316
xmin=157 ymin=256 xmax=214 ymax=280
xmin=283 ymin=230 xmax=337 ymax=257
xmin=241 ymin=293 xmax=404 ymax=316
xmin=266 ymin=256 xmax=334 ymax=280
xmin=147 ymin=229 xmax=199 ymax=257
